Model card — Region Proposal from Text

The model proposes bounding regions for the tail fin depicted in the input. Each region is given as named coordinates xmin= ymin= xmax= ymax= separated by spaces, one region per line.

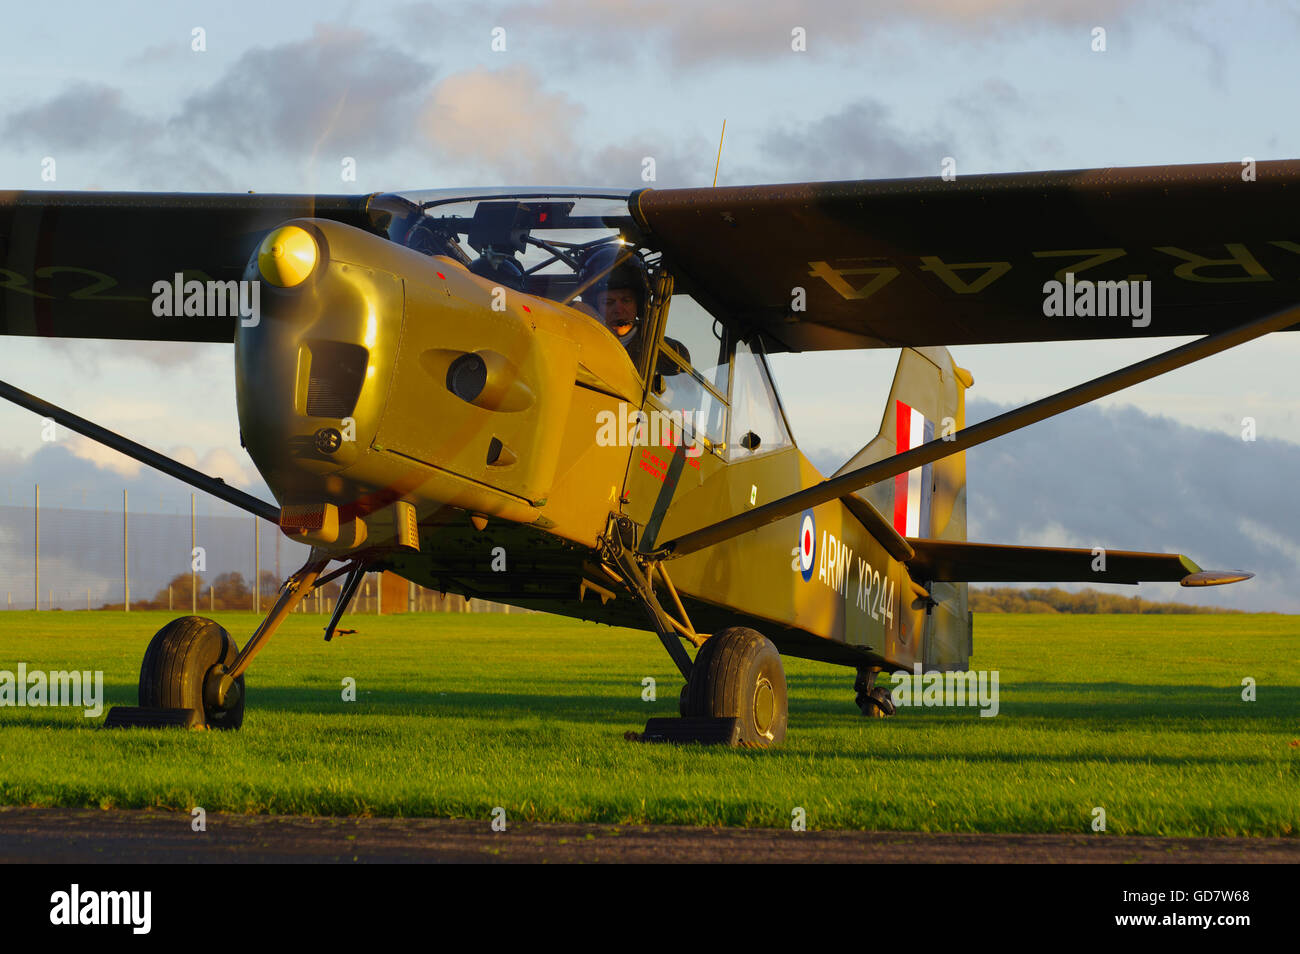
xmin=835 ymin=347 xmax=973 ymax=544
xmin=836 ymin=347 xmax=974 ymax=670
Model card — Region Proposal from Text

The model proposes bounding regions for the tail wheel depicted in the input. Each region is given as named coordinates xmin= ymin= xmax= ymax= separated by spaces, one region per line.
xmin=682 ymin=627 xmax=788 ymax=746
xmin=854 ymin=667 xmax=896 ymax=718
xmin=139 ymin=616 xmax=245 ymax=730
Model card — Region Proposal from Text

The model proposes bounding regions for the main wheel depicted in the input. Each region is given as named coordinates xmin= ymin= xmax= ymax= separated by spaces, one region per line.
xmin=139 ymin=616 xmax=245 ymax=730
xmin=682 ymin=627 xmax=787 ymax=746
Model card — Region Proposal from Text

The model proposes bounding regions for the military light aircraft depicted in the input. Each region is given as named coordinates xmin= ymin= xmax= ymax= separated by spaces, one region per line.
xmin=2 ymin=159 xmax=1291 ymax=744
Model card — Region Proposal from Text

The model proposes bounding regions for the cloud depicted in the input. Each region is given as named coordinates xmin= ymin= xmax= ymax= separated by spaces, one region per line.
xmin=0 ymin=442 xmax=288 ymax=611
xmin=2 ymin=27 xmax=433 ymax=191
xmin=0 ymin=81 xmax=237 ymax=191
xmin=754 ymin=97 xmax=952 ymax=182
xmin=421 ymin=66 xmax=583 ymax=183
xmin=475 ymin=0 xmax=1160 ymax=68
xmin=177 ymin=25 xmax=434 ymax=160
xmin=66 ymin=435 xmax=141 ymax=479
xmin=3 ymin=83 xmax=157 ymax=151
xmin=34 ymin=338 xmax=208 ymax=374
xmin=964 ymin=397 xmax=1300 ymax=611
xmin=416 ymin=65 xmax=711 ymax=187
xmin=62 ymin=435 xmax=254 ymax=488
xmin=0 ymin=441 xmax=272 ymax=508
xmin=163 ymin=446 xmax=255 ymax=489
xmin=803 ymin=393 xmax=1300 ymax=611
xmin=939 ymin=77 xmax=1029 ymax=164
xmin=4 ymin=25 xmax=709 ymax=193
xmin=188 ymin=446 xmax=257 ymax=489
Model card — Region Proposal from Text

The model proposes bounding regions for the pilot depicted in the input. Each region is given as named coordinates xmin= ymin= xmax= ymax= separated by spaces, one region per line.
xmin=576 ymin=245 xmax=649 ymax=349
xmin=576 ymin=246 xmax=689 ymax=370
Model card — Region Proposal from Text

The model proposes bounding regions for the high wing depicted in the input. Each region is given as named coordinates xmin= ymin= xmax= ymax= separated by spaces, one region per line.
xmin=631 ymin=159 xmax=1300 ymax=351
xmin=0 ymin=191 xmax=372 ymax=341
xmin=906 ymin=540 xmax=1251 ymax=587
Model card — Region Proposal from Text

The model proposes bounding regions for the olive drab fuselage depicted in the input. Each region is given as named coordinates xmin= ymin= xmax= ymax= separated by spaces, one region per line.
xmin=235 ymin=216 xmax=971 ymax=675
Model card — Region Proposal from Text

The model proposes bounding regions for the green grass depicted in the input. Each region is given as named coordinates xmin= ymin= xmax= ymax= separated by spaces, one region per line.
xmin=0 ymin=610 xmax=1297 ymax=835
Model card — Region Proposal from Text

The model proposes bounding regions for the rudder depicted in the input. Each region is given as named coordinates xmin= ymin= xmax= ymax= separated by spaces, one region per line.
xmin=835 ymin=347 xmax=974 ymax=669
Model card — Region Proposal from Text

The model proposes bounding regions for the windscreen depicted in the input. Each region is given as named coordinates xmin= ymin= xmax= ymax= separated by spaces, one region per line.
xmin=370 ymin=189 xmax=638 ymax=304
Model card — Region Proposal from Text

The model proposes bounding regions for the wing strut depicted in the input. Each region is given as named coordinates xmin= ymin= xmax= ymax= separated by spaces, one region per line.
xmin=655 ymin=300 xmax=1300 ymax=559
xmin=0 ymin=377 xmax=280 ymax=522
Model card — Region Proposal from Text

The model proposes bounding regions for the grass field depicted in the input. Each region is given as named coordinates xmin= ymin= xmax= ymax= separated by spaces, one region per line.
xmin=0 ymin=610 xmax=1296 ymax=836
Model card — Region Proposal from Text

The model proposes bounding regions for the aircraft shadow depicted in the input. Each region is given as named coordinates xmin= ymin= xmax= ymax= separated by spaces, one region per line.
xmin=787 ymin=678 xmax=1300 ymax=727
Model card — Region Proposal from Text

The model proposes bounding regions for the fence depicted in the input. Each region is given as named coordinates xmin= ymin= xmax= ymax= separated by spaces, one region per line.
xmin=0 ymin=486 xmax=519 ymax=614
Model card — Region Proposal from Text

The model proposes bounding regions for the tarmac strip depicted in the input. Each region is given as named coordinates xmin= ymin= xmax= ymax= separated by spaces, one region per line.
xmin=1 ymin=807 xmax=1296 ymax=863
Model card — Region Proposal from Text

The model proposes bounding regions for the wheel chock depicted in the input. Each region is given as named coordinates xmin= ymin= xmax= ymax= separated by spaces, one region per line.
xmin=639 ymin=717 xmax=741 ymax=745
xmin=102 ymin=706 xmax=204 ymax=729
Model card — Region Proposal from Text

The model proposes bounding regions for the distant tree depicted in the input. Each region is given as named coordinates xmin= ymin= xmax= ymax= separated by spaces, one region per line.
xmin=257 ymin=570 xmax=279 ymax=601
xmin=969 ymin=586 xmax=1242 ymax=614
xmin=211 ymin=571 xmax=249 ymax=609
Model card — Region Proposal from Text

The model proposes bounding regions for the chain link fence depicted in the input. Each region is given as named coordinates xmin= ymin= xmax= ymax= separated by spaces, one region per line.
xmin=0 ymin=486 xmax=518 ymax=614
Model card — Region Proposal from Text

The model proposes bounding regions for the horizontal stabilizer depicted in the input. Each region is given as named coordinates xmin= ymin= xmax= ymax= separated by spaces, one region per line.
xmin=1180 ymin=570 xmax=1254 ymax=587
xmin=841 ymin=492 xmax=913 ymax=562
xmin=907 ymin=539 xmax=1252 ymax=587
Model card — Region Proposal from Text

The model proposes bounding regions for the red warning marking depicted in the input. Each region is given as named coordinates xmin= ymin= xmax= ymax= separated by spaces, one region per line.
xmin=638 ymin=449 xmax=668 ymax=483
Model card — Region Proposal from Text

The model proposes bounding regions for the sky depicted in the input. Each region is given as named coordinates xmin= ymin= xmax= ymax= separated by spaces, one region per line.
xmin=1 ymin=0 xmax=1298 ymax=609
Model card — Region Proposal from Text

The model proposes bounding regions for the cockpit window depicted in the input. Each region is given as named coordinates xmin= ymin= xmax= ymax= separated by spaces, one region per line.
xmin=661 ymin=293 xmax=728 ymax=394
xmin=367 ymin=190 xmax=637 ymax=303
xmin=367 ymin=189 xmax=671 ymax=374
xmin=728 ymin=337 xmax=793 ymax=459
xmin=651 ymin=291 xmax=730 ymax=451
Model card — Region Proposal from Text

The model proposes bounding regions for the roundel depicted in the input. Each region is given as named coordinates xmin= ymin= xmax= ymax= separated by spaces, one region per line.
xmin=798 ymin=510 xmax=816 ymax=581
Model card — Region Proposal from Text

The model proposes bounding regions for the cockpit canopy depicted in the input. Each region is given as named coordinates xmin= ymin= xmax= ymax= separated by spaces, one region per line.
xmin=365 ymin=188 xmax=795 ymax=460
xmin=368 ymin=188 xmax=641 ymax=304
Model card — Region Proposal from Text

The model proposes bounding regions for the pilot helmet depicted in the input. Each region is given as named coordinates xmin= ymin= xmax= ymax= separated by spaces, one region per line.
xmin=577 ymin=245 xmax=649 ymax=341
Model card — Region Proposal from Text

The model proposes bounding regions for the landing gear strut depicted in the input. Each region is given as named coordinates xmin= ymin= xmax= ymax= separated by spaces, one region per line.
xmin=104 ymin=550 xmax=330 ymax=729
xmin=200 ymin=551 xmax=330 ymax=719
xmin=601 ymin=516 xmax=789 ymax=747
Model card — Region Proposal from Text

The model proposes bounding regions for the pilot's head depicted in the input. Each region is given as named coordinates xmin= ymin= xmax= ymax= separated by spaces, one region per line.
xmin=578 ymin=245 xmax=649 ymax=345
xmin=596 ymin=286 xmax=640 ymax=338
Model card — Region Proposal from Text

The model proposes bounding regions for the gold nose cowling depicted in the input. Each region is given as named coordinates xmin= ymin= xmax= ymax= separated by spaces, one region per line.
xmin=257 ymin=225 xmax=318 ymax=287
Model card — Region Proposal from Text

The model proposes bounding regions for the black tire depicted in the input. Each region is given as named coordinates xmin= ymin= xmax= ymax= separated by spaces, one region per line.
xmin=682 ymin=627 xmax=787 ymax=746
xmin=854 ymin=667 xmax=895 ymax=718
xmin=139 ymin=616 xmax=245 ymax=730
xmin=859 ymin=687 xmax=896 ymax=718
